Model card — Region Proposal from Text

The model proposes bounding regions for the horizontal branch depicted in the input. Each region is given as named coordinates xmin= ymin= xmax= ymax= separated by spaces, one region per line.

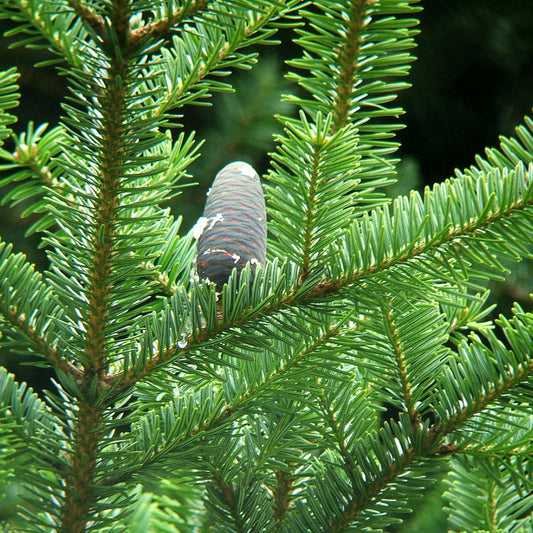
xmin=6 ymin=307 xmax=83 ymax=380
xmin=128 ymin=0 xmax=209 ymax=50
xmin=104 ymin=310 xmax=354 ymax=485
xmin=105 ymin=164 xmax=533 ymax=392
xmin=331 ymin=350 xmax=533 ymax=530
xmin=0 ymin=241 xmax=84 ymax=379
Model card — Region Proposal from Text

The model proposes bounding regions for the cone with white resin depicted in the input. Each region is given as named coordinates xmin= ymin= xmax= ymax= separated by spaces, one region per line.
xmin=195 ymin=161 xmax=267 ymax=290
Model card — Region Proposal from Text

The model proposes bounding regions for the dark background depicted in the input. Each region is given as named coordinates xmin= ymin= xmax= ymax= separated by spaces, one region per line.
xmin=1 ymin=0 xmax=532 ymax=401
xmin=401 ymin=0 xmax=533 ymax=183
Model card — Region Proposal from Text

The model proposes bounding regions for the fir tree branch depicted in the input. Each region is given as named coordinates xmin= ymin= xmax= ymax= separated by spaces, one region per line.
xmin=268 ymin=113 xmax=361 ymax=281
xmin=383 ymin=305 xmax=419 ymax=424
xmin=330 ymin=0 xmax=372 ymax=131
xmin=47 ymin=3 xmax=146 ymax=528
xmin=1 ymin=1 xmax=88 ymax=67
xmin=210 ymin=469 xmax=246 ymax=532
xmin=66 ymin=0 xmax=105 ymax=40
xmin=311 ymin=164 xmax=533 ymax=297
xmin=155 ymin=2 xmax=292 ymax=116
xmin=0 ymin=123 xmax=68 ymax=233
xmin=330 ymin=439 xmax=420 ymax=531
xmin=0 ymin=67 xmax=20 ymax=143
xmin=2 ymin=2 xmax=533 ymax=529
xmin=112 ymin=293 xmax=351 ymax=393
xmin=83 ymin=61 xmax=130 ymax=381
xmin=432 ymin=352 xmax=533 ymax=438
xmin=103 ymin=309 xmax=354 ymax=488
xmin=0 ymin=241 xmax=83 ymax=378
xmin=283 ymin=0 xmax=420 ymax=216
xmin=128 ymin=0 xmax=208 ymax=51
xmin=329 ymin=313 xmax=533 ymax=530
xmin=107 ymin=162 xmax=533 ymax=394
xmin=6 ymin=306 xmax=82 ymax=380
xmin=60 ymin=403 xmax=105 ymax=533
xmin=273 ymin=467 xmax=296 ymax=524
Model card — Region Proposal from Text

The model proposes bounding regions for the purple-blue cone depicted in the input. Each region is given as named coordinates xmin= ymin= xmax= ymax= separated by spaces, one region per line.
xmin=196 ymin=162 xmax=267 ymax=290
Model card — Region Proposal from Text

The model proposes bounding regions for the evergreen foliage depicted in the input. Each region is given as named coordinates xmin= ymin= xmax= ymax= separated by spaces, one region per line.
xmin=0 ymin=1 xmax=532 ymax=531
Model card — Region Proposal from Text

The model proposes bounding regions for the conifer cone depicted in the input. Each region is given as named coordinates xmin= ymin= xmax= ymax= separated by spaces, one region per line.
xmin=196 ymin=161 xmax=267 ymax=290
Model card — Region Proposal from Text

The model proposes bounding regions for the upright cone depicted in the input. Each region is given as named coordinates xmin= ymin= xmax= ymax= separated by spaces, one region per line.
xmin=196 ymin=161 xmax=267 ymax=291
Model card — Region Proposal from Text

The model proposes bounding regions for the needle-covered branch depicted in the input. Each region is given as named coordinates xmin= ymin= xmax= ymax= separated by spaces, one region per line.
xmin=1 ymin=1 xmax=533 ymax=531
